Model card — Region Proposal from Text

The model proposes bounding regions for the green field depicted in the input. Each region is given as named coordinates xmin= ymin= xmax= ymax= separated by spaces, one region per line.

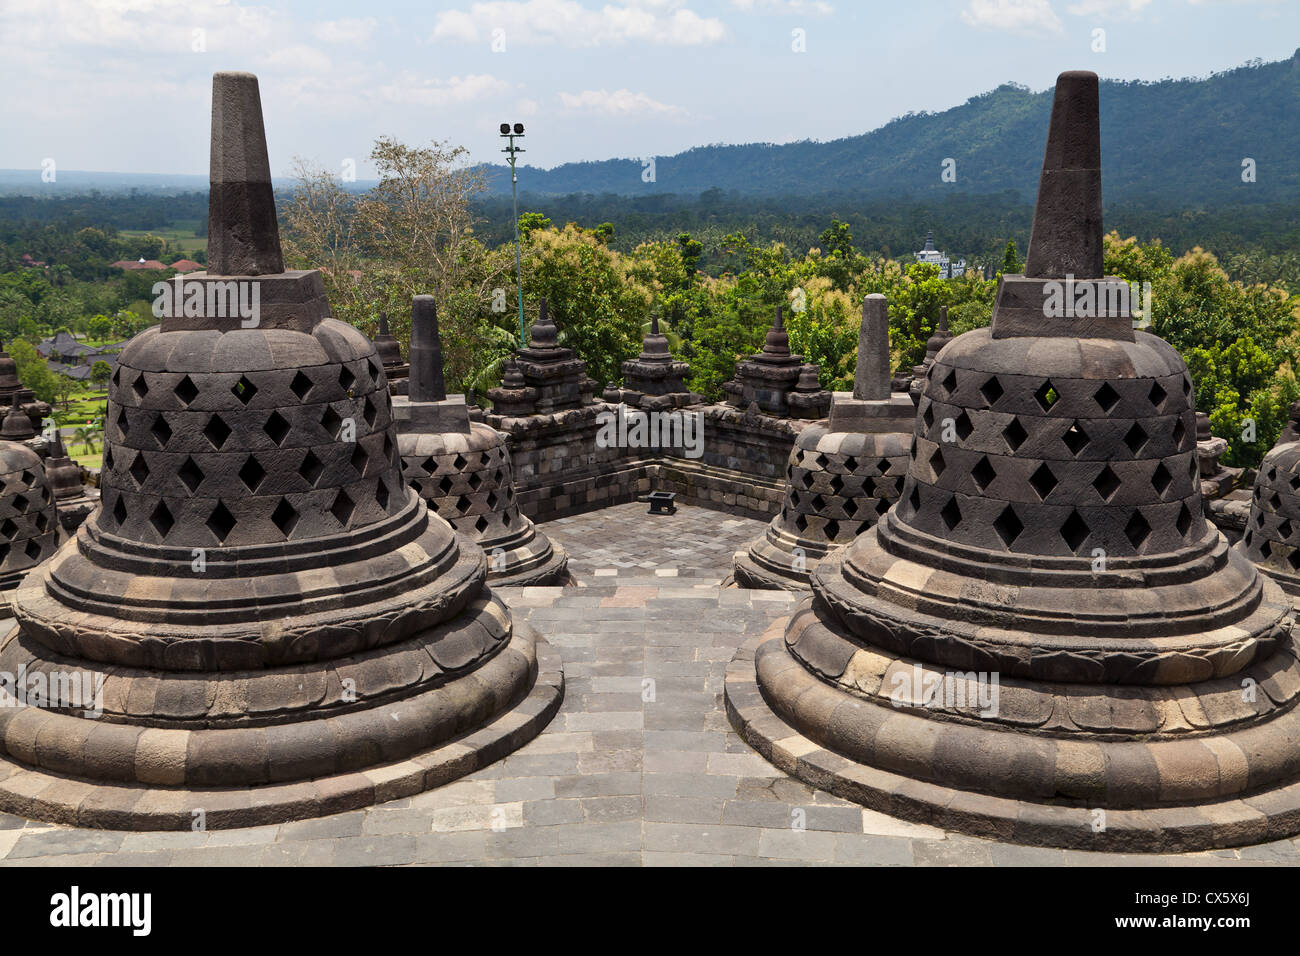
xmin=119 ymin=222 xmax=207 ymax=255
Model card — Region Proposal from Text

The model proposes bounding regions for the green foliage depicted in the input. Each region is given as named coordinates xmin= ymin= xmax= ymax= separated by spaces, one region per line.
xmin=523 ymin=224 xmax=650 ymax=388
xmin=7 ymin=338 xmax=58 ymax=405
xmin=1000 ymin=239 xmax=1021 ymax=274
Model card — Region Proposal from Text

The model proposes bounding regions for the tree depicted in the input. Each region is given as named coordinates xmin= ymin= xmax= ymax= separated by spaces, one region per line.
xmin=524 ymin=224 xmax=651 ymax=388
xmin=90 ymin=360 xmax=112 ymax=388
xmin=676 ymin=233 xmax=703 ymax=280
xmin=283 ymin=136 xmax=511 ymax=393
xmin=73 ymin=425 xmax=99 ymax=455
xmin=1000 ymin=239 xmax=1022 ymax=274
xmin=55 ymin=376 xmax=78 ymax=411
xmin=518 ymin=212 xmax=552 ymax=240
xmin=819 ymin=219 xmax=853 ymax=260
xmin=5 ymin=339 xmax=58 ymax=405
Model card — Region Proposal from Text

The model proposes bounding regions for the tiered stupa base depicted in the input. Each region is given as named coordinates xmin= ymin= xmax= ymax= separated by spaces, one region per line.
xmin=0 ymin=471 xmax=563 ymax=829
xmin=727 ymin=521 xmax=1300 ymax=851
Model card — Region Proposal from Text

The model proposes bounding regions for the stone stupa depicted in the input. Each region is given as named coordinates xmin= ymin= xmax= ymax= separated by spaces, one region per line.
xmin=1236 ymin=419 xmax=1300 ymax=596
xmin=0 ymin=71 xmax=562 ymax=830
xmin=733 ymin=294 xmax=914 ymax=590
xmin=43 ymin=429 xmax=97 ymax=532
xmin=726 ymin=71 xmax=1300 ymax=852
xmin=0 ymin=441 xmax=59 ymax=594
xmin=0 ymin=343 xmax=51 ymax=434
xmin=602 ymin=313 xmax=700 ymax=410
xmin=0 ymin=393 xmax=35 ymax=442
xmin=373 ymin=311 xmax=409 ymax=387
xmin=723 ymin=308 xmax=830 ymax=419
xmin=396 ymin=295 xmax=568 ymax=586
xmin=487 ymin=299 xmax=595 ymax=416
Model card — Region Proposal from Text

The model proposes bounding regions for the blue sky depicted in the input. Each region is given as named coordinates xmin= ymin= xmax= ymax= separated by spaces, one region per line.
xmin=1 ymin=0 xmax=1295 ymax=176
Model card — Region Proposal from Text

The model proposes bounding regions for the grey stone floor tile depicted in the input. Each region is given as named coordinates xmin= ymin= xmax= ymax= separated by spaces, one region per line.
xmin=834 ymin=834 xmax=916 ymax=866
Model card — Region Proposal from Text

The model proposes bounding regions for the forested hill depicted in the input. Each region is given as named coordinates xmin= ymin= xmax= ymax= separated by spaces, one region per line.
xmin=482 ymin=52 xmax=1300 ymax=204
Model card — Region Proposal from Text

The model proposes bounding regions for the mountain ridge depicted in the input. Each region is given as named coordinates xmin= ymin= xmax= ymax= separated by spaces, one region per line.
xmin=480 ymin=51 xmax=1300 ymax=204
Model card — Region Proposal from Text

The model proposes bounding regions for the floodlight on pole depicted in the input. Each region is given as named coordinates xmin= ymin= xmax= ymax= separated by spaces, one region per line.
xmin=500 ymin=122 xmax=527 ymax=344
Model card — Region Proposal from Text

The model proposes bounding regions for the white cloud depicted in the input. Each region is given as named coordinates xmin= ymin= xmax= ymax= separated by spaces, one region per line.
xmin=431 ymin=0 xmax=726 ymax=47
xmin=265 ymin=44 xmax=332 ymax=74
xmin=730 ymin=0 xmax=835 ymax=14
xmin=433 ymin=10 xmax=481 ymax=41
xmin=1066 ymin=0 xmax=1152 ymax=16
xmin=379 ymin=72 xmax=511 ymax=106
xmin=312 ymin=17 xmax=377 ymax=44
xmin=558 ymin=88 xmax=686 ymax=115
xmin=961 ymin=0 xmax=1064 ymax=35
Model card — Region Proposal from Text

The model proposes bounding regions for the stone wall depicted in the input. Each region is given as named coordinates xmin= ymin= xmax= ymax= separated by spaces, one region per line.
xmin=486 ymin=401 xmax=806 ymax=523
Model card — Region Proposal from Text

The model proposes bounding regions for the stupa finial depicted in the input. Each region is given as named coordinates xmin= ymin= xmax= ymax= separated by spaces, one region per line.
xmin=208 ymin=71 xmax=284 ymax=276
xmin=408 ymin=295 xmax=446 ymax=403
xmin=1024 ymin=70 xmax=1103 ymax=279
xmin=853 ymin=293 xmax=890 ymax=401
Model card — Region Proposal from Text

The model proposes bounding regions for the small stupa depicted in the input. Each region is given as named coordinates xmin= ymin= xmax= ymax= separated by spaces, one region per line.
xmin=487 ymin=299 xmax=595 ymax=416
xmin=0 ymin=342 xmax=51 ymax=434
xmin=43 ymin=430 xmax=97 ymax=532
xmin=0 ymin=441 xmax=59 ymax=594
xmin=723 ymin=308 xmax=830 ymax=419
xmin=733 ymin=294 xmax=914 ymax=589
xmin=395 ymin=295 xmax=568 ymax=586
xmin=602 ymin=314 xmax=700 ymax=410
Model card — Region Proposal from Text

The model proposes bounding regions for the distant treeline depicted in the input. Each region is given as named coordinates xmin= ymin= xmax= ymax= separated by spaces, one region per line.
xmin=4 ymin=187 xmax=1300 ymax=293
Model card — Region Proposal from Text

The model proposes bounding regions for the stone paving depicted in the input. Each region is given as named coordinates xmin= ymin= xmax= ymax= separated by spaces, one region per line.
xmin=541 ymin=501 xmax=763 ymax=583
xmin=0 ymin=504 xmax=1297 ymax=865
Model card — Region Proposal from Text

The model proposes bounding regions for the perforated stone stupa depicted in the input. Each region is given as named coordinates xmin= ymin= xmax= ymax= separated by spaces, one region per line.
xmin=724 ymin=308 xmax=830 ymax=419
xmin=733 ymin=294 xmax=913 ymax=590
xmin=0 ymin=441 xmax=59 ymax=593
xmin=1236 ymin=424 xmax=1300 ymax=596
xmin=726 ymin=71 xmax=1300 ymax=852
xmin=395 ymin=296 xmax=567 ymax=586
xmin=0 ymin=71 xmax=561 ymax=830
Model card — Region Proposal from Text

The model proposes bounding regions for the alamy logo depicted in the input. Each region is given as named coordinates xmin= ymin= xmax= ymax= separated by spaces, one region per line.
xmin=595 ymin=404 xmax=703 ymax=459
xmin=1042 ymin=276 xmax=1152 ymax=324
xmin=49 ymin=886 xmax=151 ymax=936
xmin=152 ymin=276 xmax=261 ymax=327
xmin=0 ymin=665 xmax=104 ymax=718
xmin=888 ymin=665 xmax=1000 ymax=717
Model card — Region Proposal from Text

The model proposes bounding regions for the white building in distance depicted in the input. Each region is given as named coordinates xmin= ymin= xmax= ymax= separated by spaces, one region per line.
xmin=914 ymin=232 xmax=966 ymax=278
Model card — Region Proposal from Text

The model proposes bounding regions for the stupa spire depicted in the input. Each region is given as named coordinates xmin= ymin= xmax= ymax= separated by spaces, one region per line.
xmin=408 ymin=295 xmax=446 ymax=403
xmin=207 ymin=71 xmax=284 ymax=276
xmin=852 ymin=293 xmax=890 ymax=401
xmin=1024 ymin=70 xmax=1103 ymax=279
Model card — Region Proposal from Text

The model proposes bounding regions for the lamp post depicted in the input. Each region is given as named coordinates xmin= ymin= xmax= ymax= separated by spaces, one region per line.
xmin=500 ymin=122 xmax=526 ymax=344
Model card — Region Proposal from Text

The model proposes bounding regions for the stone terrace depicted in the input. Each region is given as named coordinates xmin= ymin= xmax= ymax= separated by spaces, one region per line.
xmin=0 ymin=503 xmax=1296 ymax=865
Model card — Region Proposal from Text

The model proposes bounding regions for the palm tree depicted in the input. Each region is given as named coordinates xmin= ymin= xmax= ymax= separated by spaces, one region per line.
xmin=73 ymin=426 xmax=98 ymax=455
